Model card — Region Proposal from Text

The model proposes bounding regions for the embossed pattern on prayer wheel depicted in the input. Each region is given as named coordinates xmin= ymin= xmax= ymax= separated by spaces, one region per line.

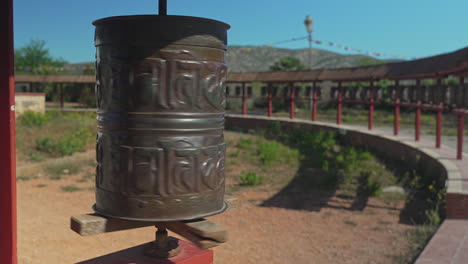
xmin=92 ymin=15 xmax=230 ymax=221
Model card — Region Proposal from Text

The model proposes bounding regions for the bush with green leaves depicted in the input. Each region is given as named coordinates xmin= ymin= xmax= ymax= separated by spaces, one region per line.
xmin=239 ymin=171 xmax=263 ymax=186
xmin=35 ymin=128 xmax=93 ymax=156
xmin=18 ymin=111 xmax=49 ymax=126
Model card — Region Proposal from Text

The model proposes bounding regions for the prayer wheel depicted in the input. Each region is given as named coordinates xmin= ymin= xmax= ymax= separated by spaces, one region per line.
xmin=92 ymin=15 xmax=230 ymax=221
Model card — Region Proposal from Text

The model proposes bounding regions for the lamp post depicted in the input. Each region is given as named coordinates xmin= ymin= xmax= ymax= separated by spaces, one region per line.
xmin=304 ymin=15 xmax=313 ymax=70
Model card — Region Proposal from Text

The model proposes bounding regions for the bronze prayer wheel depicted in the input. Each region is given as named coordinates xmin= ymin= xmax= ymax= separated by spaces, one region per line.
xmin=92 ymin=15 xmax=230 ymax=221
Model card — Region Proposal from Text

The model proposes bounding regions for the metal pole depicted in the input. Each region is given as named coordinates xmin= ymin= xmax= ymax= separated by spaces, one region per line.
xmin=0 ymin=0 xmax=18 ymax=263
xmin=241 ymin=83 xmax=247 ymax=115
xmin=308 ymin=33 xmax=312 ymax=70
xmin=415 ymin=80 xmax=421 ymax=141
xmin=394 ymin=80 xmax=400 ymax=136
xmin=337 ymin=82 xmax=342 ymax=125
xmin=289 ymin=83 xmax=295 ymax=119
xmin=267 ymin=84 xmax=272 ymax=117
xmin=436 ymin=78 xmax=443 ymax=148
xmin=368 ymin=81 xmax=374 ymax=130
xmin=159 ymin=0 xmax=167 ymax=15
xmin=312 ymin=82 xmax=317 ymax=121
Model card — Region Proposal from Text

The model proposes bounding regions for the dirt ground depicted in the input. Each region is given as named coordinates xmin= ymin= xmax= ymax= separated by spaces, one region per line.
xmin=18 ymin=171 xmax=415 ymax=264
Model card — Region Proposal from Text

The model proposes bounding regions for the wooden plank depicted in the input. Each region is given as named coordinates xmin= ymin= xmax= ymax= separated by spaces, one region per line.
xmin=70 ymin=214 xmax=154 ymax=236
xmin=166 ymin=219 xmax=227 ymax=243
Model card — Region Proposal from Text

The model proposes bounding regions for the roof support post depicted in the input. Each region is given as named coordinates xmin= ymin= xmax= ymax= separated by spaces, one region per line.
xmin=241 ymin=83 xmax=247 ymax=115
xmin=368 ymin=81 xmax=374 ymax=130
xmin=394 ymin=80 xmax=400 ymax=136
xmin=0 ymin=0 xmax=18 ymax=263
xmin=312 ymin=82 xmax=318 ymax=121
xmin=415 ymin=80 xmax=421 ymax=142
xmin=436 ymin=78 xmax=443 ymax=148
xmin=337 ymin=82 xmax=342 ymax=125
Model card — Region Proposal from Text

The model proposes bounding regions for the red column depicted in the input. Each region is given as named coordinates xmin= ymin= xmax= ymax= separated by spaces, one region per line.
xmin=241 ymin=83 xmax=246 ymax=115
xmin=289 ymin=83 xmax=295 ymax=119
xmin=394 ymin=80 xmax=400 ymax=136
xmin=368 ymin=81 xmax=374 ymax=130
xmin=457 ymin=112 xmax=464 ymax=160
xmin=415 ymin=80 xmax=421 ymax=141
xmin=0 ymin=0 xmax=18 ymax=263
xmin=435 ymin=79 xmax=443 ymax=148
xmin=267 ymin=84 xmax=272 ymax=117
xmin=60 ymin=84 xmax=65 ymax=109
xmin=457 ymin=77 xmax=465 ymax=160
xmin=337 ymin=82 xmax=342 ymax=125
xmin=312 ymin=82 xmax=317 ymax=121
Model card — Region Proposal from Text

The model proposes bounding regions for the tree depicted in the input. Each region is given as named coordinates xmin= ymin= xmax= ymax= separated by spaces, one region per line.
xmin=15 ymin=39 xmax=67 ymax=74
xmin=269 ymin=56 xmax=306 ymax=72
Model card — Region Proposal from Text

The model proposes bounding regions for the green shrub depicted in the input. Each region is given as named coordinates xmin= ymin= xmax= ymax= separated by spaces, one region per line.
xmin=236 ymin=138 xmax=253 ymax=149
xmin=35 ymin=128 xmax=93 ymax=156
xmin=239 ymin=171 xmax=263 ymax=186
xmin=258 ymin=141 xmax=282 ymax=166
xmin=55 ymin=128 xmax=92 ymax=156
xmin=18 ymin=111 xmax=49 ymax=126
xmin=367 ymin=178 xmax=382 ymax=197
xmin=36 ymin=137 xmax=55 ymax=154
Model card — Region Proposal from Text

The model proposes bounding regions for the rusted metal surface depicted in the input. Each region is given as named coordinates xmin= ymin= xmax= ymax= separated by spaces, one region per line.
xmin=93 ymin=15 xmax=230 ymax=221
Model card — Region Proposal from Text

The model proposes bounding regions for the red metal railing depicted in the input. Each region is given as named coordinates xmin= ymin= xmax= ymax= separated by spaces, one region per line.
xmin=227 ymin=79 xmax=467 ymax=160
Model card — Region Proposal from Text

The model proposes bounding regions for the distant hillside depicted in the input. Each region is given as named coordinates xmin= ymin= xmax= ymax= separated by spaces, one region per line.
xmin=72 ymin=46 xmax=399 ymax=74
xmin=226 ymin=46 xmax=397 ymax=73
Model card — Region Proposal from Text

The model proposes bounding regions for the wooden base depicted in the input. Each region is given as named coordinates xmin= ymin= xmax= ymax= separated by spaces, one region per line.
xmin=76 ymin=238 xmax=213 ymax=264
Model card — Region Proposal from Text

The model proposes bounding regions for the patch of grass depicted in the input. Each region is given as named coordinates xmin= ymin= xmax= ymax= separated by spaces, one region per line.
xmin=46 ymin=161 xmax=81 ymax=177
xmin=36 ymin=184 xmax=47 ymax=188
xmin=236 ymin=138 xmax=254 ymax=149
xmin=29 ymin=153 xmax=45 ymax=162
xmin=17 ymin=111 xmax=49 ymax=127
xmin=239 ymin=171 xmax=263 ymax=186
xmin=36 ymin=128 xmax=93 ymax=156
xmin=17 ymin=176 xmax=31 ymax=181
xmin=394 ymin=225 xmax=438 ymax=264
xmin=60 ymin=185 xmax=82 ymax=192
xmin=228 ymin=150 xmax=240 ymax=158
xmin=379 ymin=191 xmax=407 ymax=204
xmin=257 ymin=140 xmax=299 ymax=167
xmin=344 ymin=220 xmax=357 ymax=227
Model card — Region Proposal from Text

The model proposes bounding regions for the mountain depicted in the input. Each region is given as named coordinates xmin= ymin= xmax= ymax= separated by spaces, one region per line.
xmin=72 ymin=46 xmax=399 ymax=74
xmin=226 ymin=45 xmax=398 ymax=73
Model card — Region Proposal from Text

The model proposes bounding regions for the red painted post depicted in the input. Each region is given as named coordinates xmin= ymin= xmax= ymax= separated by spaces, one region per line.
xmin=436 ymin=78 xmax=443 ymax=148
xmin=241 ymin=83 xmax=246 ymax=115
xmin=0 ymin=0 xmax=18 ymax=263
xmin=457 ymin=77 xmax=465 ymax=160
xmin=312 ymin=82 xmax=317 ymax=121
xmin=267 ymin=84 xmax=272 ymax=117
xmin=337 ymin=82 xmax=342 ymax=125
xmin=368 ymin=81 xmax=374 ymax=130
xmin=60 ymin=84 xmax=65 ymax=110
xmin=415 ymin=80 xmax=421 ymax=141
xmin=289 ymin=83 xmax=295 ymax=119
xmin=457 ymin=112 xmax=464 ymax=160
xmin=394 ymin=80 xmax=400 ymax=136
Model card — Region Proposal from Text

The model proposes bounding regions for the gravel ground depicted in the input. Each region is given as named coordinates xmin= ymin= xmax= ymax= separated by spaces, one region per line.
xmin=18 ymin=175 xmax=415 ymax=264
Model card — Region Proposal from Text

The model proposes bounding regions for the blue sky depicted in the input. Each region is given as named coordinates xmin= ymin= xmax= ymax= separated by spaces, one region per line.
xmin=13 ymin=0 xmax=468 ymax=63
